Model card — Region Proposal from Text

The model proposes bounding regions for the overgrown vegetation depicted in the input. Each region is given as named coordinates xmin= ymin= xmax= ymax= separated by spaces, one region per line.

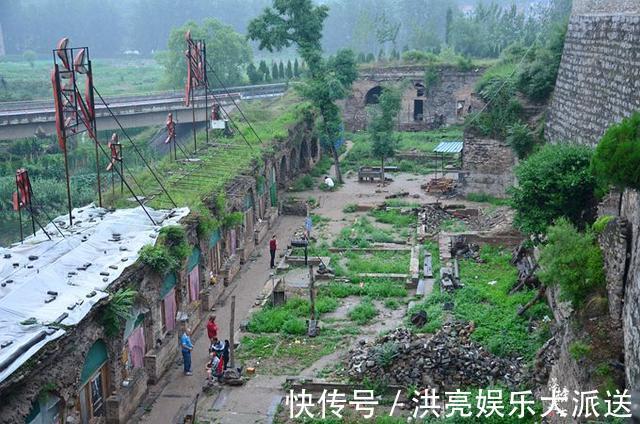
xmin=466 ymin=192 xmax=510 ymax=206
xmin=465 ymin=21 xmax=567 ymax=157
xmin=345 ymin=251 xmax=410 ymax=274
xmin=102 ymin=288 xmax=138 ymax=337
xmin=139 ymin=225 xmax=190 ymax=273
xmin=411 ymin=246 xmax=550 ymax=360
xmin=247 ymin=296 xmax=339 ymax=334
xmin=538 ymin=218 xmax=605 ymax=309
xmin=320 ymin=280 xmax=407 ymax=299
xmin=591 ymin=111 xmax=640 ymax=192
xmin=333 ymin=217 xmax=398 ymax=248
xmin=509 ymin=143 xmax=597 ymax=234
xmin=348 ymin=298 xmax=378 ymax=325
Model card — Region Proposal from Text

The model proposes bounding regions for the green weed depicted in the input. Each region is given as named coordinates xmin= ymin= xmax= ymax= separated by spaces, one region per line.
xmin=348 ymin=299 xmax=378 ymax=325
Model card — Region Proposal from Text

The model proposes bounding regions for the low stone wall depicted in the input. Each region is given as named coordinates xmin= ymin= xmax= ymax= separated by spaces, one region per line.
xmin=106 ymin=368 xmax=148 ymax=424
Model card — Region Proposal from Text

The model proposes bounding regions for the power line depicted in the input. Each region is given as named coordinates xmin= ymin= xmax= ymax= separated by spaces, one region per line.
xmin=93 ymin=87 xmax=177 ymax=208
xmin=204 ymin=59 xmax=264 ymax=149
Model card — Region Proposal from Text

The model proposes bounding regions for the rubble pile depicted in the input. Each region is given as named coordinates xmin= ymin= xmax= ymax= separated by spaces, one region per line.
xmin=417 ymin=204 xmax=457 ymax=236
xmin=347 ymin=322 xmax=525 ymax=390
xmin=451 ymin=237 xmax=482 ymax=262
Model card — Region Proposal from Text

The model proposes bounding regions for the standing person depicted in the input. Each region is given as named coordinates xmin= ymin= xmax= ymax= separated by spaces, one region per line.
xmin=206 ymin=315 xmax=218 ymax=346
xmin=222 ymin=339 xmax=230 ymax=370
xmin=181 ymin=327 xmax=194 ymax=376
xmin=269 ymin=234 xmax=277 ymax=269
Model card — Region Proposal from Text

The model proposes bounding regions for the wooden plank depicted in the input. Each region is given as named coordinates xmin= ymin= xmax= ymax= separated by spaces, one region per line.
xmin=328 ymin=247 xmax=411 ymax=253
xmin=357 ymin=273 xmax=409 ymax=281
xmin=410 ymin=246 xmax=420 ymax=283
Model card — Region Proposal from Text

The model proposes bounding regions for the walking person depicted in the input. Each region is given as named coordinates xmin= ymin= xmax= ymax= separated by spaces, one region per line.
xmin=269 ymin=234 xmax=277 ymax=269
xmin=181 ymin=327 xmax=194 ymax=376
xmin=206 ymin=315 xmax=218 ymax=346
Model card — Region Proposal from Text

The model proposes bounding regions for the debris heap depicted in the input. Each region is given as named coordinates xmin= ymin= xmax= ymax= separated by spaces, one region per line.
xmin=347 ymin=322 xmax=525 ymax=390
xmin=417 ymin=204 xmax=456 ymax=237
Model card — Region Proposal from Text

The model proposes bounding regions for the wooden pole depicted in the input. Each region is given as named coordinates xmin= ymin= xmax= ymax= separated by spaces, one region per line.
xmin=229 ymin=295 xmax=236 ymax=369
xmin=309 ymin=265 xmax=315 ymax=321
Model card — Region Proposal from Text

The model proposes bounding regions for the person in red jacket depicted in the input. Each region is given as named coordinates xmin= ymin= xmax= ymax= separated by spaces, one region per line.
xmin=206 ymin=315 xmax=218 ymax=345
xmin=269 ymin=234 xmax=277 ymax=269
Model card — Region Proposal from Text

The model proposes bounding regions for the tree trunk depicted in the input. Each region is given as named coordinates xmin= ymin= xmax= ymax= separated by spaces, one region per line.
xmin=331 ymin=144 xmax=343 ymax=184
xmin=380 ymin=157 xmax=385 ymax=186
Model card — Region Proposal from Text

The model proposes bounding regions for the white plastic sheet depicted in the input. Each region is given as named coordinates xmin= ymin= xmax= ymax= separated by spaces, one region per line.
xmin=0 ymin=203 xmax=189 ymax=384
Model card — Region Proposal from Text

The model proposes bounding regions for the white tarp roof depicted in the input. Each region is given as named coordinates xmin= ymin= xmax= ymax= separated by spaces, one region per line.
xmin=0 ymin=204 xmax=189 ymax=384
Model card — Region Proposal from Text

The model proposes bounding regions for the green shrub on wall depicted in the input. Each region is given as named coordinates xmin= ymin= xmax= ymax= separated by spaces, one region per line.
xmin=592 ymin=112 xmax=640 ymax=191
xmin=509 ymin=143 xmax=596 ymax=234
xmin=538 ymin=218 xmax=605 ymax=308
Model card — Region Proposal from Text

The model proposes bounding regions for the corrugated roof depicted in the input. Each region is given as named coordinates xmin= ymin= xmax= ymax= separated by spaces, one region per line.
xmin=433 ymin=141 xmax=463 ymax=154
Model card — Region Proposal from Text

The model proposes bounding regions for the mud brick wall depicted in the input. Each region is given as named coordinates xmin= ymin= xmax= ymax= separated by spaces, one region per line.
xmin=460 ymin=133 xmax=516 ymax=198
xmin=545 ymin=12 xmax=640 ymax=146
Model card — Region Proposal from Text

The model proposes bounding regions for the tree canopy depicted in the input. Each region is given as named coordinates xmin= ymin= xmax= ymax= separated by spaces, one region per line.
xmin=158 ymin=18 xmax=252 ymax=89
xmin=248 ymin=0 xmax=357 ymax=183
xmin=369 ymin=85 xmax=402 ymax=183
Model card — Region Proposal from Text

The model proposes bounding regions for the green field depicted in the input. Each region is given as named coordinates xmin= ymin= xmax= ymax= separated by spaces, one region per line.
xmin=0 ymin=58 xmax=166 ymax=101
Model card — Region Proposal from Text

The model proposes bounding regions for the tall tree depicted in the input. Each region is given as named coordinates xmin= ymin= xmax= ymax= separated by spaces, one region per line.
xmin=159 ymin=18 xmax=252 ymax=89
xmin=369 ymin=85 xmax=402 ymax=184
xmin=271 ymin=62 xmax=279 ymax=81
xmin=248 ymin=0 xmax=358 ymax=184
xmin=247 ymin=62 xmax=262 ymax=84
xmin=286 ymin=60 xmax=293 ymax=79
xmin=278 ymin=61 xmax=285 ymax=79
xmin=258 ymin=60 xmax=270 ymax=81
xmin=293 ymin=58 xmax=300 ymax=77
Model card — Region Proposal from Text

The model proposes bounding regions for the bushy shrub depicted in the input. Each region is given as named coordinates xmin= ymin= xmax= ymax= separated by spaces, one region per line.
xmin=538 ymin=218 xmax=605 ymax=308
xmin=139 ymin=245 xmax=177 ymax=273
xmin=509 ymin=143 xmax=596 ymax=234
xmin=591 ymin=112 xmax=640 ymax=191
xmin=506 ymin=122 xmax=536 ymax=159
xmin=282 ymin=318 xmax=307 ymax=335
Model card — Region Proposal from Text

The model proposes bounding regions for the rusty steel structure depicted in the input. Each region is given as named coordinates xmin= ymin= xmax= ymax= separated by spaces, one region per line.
xmin=184 ymin=30 xmax=210 ymax=152
xmin=13 ymin=168 xmax=53 ymax=242
xmin=51 ymin=37 xmax=101 ymax=225
xmin=165 ymin=112 xmax=177 ymax=160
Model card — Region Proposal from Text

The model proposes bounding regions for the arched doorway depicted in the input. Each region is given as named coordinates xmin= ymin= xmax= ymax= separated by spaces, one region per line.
xmin=365 ymin=86 xmax=383 ymax=105
xmin=290 ymin=147 xmax=298 ymax=174
xmin=311 ymin=137 xmax=319 ymax=160
xmin=299 ymin=140 xmax=309 ymax=170
xmin=278 ymin=156 xmax=287 ymax=187
xmin=78 ymin=340 xmax=109 ymax=423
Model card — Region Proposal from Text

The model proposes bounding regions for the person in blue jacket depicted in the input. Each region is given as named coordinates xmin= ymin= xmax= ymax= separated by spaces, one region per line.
xmin=181 ymin=327 xmax=194 ymax=375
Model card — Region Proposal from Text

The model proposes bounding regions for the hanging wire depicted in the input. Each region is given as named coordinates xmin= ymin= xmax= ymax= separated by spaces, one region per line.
xmin=93 ymin=87 xmax=177 ymax=207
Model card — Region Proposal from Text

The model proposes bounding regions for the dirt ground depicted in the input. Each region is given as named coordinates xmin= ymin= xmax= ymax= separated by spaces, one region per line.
xmin=134 ymin=151 xmax=471 ymax=423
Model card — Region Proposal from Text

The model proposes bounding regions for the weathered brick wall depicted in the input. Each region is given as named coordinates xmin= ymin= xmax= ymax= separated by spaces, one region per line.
xmin=343 ymin=67 xmax=483 ymax=132
xmin=594 ymin=189 xmax=640 ymax=391
xmin=546 ymin=13 xmax=640 ymax=146
xmin=460 ymin=133 xmax=517 ymax=198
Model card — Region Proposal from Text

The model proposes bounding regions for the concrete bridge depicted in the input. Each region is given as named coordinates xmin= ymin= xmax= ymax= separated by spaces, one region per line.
xmin=0 ymin=83 xmax=287 ymax=140
xmin=343 ymin=65 xmax=485 ymax=132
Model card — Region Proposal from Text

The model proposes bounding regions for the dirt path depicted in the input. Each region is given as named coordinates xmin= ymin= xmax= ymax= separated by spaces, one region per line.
xmin=136 ymin=158 xmax=435 ymax=423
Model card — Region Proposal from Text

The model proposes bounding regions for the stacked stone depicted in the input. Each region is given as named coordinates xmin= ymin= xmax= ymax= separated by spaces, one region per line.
xmin=347 ymin=322 xmax=525 ymax=390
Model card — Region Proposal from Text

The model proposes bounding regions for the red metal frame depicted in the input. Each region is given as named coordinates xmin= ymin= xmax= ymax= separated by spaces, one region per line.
xmin=184 ymin=31 xmax=210 ymax=151
xmin=51 ymin=37 xmax=102 ymax=225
